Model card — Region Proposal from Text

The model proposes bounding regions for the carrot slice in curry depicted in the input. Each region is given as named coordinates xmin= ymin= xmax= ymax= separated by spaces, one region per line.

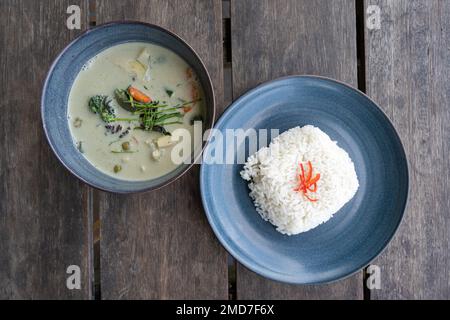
xmin=128 ymin=86 xmax=152 ymax=103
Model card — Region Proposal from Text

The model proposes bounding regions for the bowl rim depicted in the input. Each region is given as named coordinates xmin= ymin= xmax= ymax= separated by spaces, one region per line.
xmin=200 ymin=74 xmax=410 ymax=285
xmin=41 ymin=20 xmax=216 ymax=194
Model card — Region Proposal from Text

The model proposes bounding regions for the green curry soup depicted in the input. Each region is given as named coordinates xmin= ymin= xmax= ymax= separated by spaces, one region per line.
xmin=68 ymin=42 xmax=204 ymax=181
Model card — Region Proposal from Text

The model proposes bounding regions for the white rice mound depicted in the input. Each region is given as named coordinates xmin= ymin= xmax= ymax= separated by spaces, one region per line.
xmin=240 ymin=125 xmax=359 ymax=235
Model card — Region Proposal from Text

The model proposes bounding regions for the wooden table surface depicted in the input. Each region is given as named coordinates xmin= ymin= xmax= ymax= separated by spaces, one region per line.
xmin=1 ymin=0 xmax=449 ymax=300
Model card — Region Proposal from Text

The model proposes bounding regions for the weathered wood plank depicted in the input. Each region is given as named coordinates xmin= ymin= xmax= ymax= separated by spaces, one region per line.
xmin=231 ymin=0 xmax=363 ymax=299
xmin=365 ymin=0 xmax=450 ymax=299
xmin=95 ymin=0 xmax=227 ymax=299
xmin=0 ymin=0 xmax=92 ymax=299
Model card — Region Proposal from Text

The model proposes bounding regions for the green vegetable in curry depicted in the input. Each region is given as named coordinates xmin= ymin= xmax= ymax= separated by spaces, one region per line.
xmin=88 ymin=95 xmax=116 ymax=123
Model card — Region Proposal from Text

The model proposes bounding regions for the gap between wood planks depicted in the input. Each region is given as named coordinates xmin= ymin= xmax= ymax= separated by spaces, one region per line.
xmin=88 ymin=0 xmax=101 ymax=300
xmin=87 ymin=0 xmax=368 ymax=300
xmin=222 ymin=0 xmax=236 ymax=301
xmin=355 ymin=0 xmax=370 ymax=301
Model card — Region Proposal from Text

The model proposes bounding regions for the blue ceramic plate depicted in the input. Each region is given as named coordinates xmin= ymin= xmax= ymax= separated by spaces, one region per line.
xmin=200 ymin=76 xmax=408 ymax=284
xmin=42 ymin=22 xmax=215 ymax=193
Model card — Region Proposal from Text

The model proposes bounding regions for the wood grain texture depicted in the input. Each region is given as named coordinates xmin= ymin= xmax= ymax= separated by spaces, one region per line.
xmin=0 ymin=0 xmax=92 ymax=299
xmin=95 ymin=0 xmax=227 ymax=299
xmin=365 ymin=0 xmax=450 ymax=299
xmin=231 ymin=0 xmax=363 ymax=299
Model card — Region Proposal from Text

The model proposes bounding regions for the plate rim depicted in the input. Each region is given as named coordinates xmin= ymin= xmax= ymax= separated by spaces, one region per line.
xmin=200 ymin=74 xmax=409 ymax=285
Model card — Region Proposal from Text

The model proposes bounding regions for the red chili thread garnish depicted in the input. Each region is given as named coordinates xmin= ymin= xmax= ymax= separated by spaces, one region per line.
xmin=294 ymin=161 xmax=321 ymax=202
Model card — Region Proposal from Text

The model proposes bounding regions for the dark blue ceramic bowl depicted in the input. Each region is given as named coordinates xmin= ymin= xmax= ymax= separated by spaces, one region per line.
xmin=42 ymin=22 xmax=215 ymax=193
xmin=200 ymin=76 xmax=408 ymax=284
